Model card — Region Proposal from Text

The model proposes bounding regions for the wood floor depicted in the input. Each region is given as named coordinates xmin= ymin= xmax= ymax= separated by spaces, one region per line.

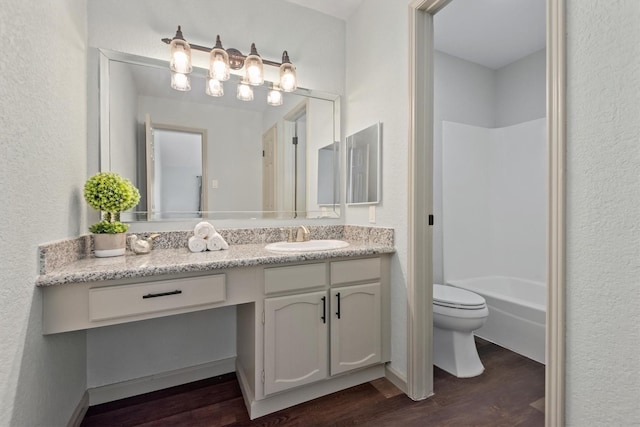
xmin=81 ymin=339 xmax=544 ymax=426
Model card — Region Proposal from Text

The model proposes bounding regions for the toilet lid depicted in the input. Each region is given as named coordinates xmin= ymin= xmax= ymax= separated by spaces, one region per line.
xmin=433 ymin=284 xmax=486 ymax=309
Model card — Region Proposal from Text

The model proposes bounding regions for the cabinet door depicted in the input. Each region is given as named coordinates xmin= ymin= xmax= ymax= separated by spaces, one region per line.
xmin=330 ymin=283 xmax=382 ymax=376
xmin=264 ymin=291 xmax=328 ymax=395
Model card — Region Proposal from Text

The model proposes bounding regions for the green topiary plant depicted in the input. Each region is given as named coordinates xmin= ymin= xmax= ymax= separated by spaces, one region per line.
xmin=84 ymin=172 xmax=140 ymax=234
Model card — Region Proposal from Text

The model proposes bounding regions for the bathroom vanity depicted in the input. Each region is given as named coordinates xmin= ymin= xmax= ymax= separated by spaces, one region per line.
xmin=37 ymin=227 xmax=393 ymax=419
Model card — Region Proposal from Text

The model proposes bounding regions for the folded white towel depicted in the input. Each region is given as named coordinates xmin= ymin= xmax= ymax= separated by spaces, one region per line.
xmin=206 ymin=232 xmax=229 ymax=251
xmin=194 ymin=221 xmax=216 ymax=239
xmin=188 ymin=236 xmax=207 ymax=253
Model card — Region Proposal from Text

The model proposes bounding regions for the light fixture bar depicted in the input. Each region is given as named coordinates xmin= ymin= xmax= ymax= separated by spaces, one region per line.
xmin=161 ymin=37 xmax=283 ymax=69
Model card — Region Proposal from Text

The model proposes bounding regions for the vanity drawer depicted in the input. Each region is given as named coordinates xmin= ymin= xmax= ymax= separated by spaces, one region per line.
xmin=331 ymin=258 xmax=381 ymax=285
xmin=89 ymin=275 xmax=226 ymax=321
xmin=264 ymin=263 xmax=327 ymax=294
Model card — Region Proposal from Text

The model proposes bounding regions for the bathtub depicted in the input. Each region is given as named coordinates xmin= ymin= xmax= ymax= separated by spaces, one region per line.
xmin=446 ymin=276 xmax=546 ymax=364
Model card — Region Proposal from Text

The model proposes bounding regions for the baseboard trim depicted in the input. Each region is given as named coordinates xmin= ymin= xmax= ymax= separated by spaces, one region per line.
xmin=385 ymin=364 xmax=409 ymax=395
xmin=67 ymin=390 xmax=89 ymax=427
xmin=88 ymin=357 xmax=236 ymax=405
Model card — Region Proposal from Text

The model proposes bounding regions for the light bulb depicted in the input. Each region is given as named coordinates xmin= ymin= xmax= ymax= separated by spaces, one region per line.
xmin=247 ymin=64 xmax=263 ymax=85
xmin=267 ymin=88 xmax=283 ymax=106
xmin=206 ymin=77 xmax=224 ymax=97
xmin=212 ymin=57 xmax=228 ymax=80
xmin=279 ymin=51 xmax=297 ymax=92
xmin=171 ymin=72 xmax=190 ymax=91
xmin=209 ymin=36 xmax=230 ymax=82
xmin=172 ymin=50 xmax=189 ymax=73
xmin=237 ymin=81 xmax=254 ymax=101
xmin=169 ymin=27 xmax=192 ymax=74
xmin=244 ymin=43 xmax=264 ymax=86
xmin=280 ymin=72 xmax=296 ymax=92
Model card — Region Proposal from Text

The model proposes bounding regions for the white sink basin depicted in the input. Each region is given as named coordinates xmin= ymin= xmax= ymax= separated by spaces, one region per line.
xmin=265 ymin=239 xmax=350 ymax=253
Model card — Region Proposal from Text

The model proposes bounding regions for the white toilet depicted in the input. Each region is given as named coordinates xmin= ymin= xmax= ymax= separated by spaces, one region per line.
xmin=433 ymin=284 xmax=489 ymax=378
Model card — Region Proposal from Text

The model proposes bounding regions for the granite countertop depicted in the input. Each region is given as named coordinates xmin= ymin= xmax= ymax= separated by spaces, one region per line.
xmin=36 ymin=240 xmax=395 ymax=287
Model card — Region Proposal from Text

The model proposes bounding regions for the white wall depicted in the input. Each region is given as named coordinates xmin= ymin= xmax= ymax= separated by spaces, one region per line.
xmin=565 ymin=1 xmax=640 ymax=424
xmin=495 ymin=49 xmax=546 ymax=127
xmin=0 ymin=1 xmax=88 ymax=425
xmin=345 ymin=0 xmax=410 ymax=378
xmin=86 ymin=0 xmax=346 ymax=390
xmin=109 ymin=60 xmax=139 ymax=185
xmin=139 ymin=96 xmax=263 ymax=213
xmin=87 ymin=307 xmax=236 ymax=387
xmin=443 ymin=119 xmax=546 ymax=283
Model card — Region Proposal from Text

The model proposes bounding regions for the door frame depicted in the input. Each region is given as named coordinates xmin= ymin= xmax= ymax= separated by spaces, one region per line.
xmin=406 ymin=1 xmax=566 ymax=426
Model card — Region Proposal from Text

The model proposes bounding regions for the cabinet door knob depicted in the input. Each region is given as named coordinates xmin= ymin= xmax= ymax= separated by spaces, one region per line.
xmin=321 ymin=296 xmax=326 ymax=324
xmin=335 ymin=292 xmax=341 ymax=319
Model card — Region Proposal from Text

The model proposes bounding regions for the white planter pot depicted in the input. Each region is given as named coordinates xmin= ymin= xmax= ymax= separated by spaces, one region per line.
xmin=93 ymin=233 xmax=126 ymax=258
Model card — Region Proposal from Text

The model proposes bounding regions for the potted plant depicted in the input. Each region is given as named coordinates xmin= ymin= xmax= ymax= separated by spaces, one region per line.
xmin=84 ymin=172 xmax=140 ymax=257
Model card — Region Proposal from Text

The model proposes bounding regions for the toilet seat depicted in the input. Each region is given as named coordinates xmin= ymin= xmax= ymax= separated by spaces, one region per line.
xmin=434 ymin=284 xmax=486 ymax=310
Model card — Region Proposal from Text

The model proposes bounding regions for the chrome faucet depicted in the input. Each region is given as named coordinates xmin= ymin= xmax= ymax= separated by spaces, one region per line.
xmin=295 ymin=225 xmax=310 ymax=242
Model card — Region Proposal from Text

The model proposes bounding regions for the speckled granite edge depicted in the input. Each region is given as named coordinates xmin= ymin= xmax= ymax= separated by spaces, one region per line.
xmin=38 ymin=225 xmax=394 ymax=275
xmin=38 ymin=236 xmax=92 ymax=275
xmin=36 ymin=242 xmax=396 ymax=287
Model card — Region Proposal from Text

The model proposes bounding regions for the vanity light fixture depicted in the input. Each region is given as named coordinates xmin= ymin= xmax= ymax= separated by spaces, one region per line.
xmin=209 ymin=35 xmax=230 ymax=82
xmin=169 ymin=26 xmax=192 ymax=74
xmin=162 ymin=26 xmax=298 ymax=105
xmin=279 ymin=51 xmax=297 ymax=92
xmin=244 ymin=43 xmax=264 ymax=86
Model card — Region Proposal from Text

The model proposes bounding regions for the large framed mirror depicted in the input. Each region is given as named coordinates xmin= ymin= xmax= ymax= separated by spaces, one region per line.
xmin=346 ymin=122 xmax=381 ymax=205
xmin=98 ymin=49 xmax=341 ymax=221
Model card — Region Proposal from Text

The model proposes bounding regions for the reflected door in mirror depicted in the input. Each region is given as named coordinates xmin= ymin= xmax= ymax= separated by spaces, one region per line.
xmin=146 ymin=124 xmax=206 ymax=220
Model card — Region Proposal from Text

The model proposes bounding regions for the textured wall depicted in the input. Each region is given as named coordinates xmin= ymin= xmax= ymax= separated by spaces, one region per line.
xmin=565 ymin=1 xmax=640 ymax=424
xmin=345 ymin=0 xmax=410 ymax=377
xmin=0 ymin=0 xmax=88 ymax=425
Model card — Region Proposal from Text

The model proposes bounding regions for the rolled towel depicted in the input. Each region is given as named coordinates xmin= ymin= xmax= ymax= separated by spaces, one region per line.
xmin=206 ymin=232 xmax=229 ymax=251
xmin=188 ymin=236 xmax=207 ymax=253
xmin=194 ymin=221 xmax=216 ymax=239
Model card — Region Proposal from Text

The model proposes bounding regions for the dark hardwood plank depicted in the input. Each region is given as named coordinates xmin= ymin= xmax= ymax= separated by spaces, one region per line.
xmin=81 ymin=340 xmax=544 ymax=427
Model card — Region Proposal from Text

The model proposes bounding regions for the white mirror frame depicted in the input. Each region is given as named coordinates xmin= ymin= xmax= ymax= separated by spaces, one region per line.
xmin=406 ymin=2 xmax=566 ymax=427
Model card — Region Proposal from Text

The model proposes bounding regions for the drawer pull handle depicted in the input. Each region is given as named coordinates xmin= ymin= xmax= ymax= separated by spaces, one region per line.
xmin=142 ymin=290 xmax=182 ymax=299
xmin=335 ymin=292 xmax=341 ymax=319
xmin=321 ymin=296 xmax=326 ymax=324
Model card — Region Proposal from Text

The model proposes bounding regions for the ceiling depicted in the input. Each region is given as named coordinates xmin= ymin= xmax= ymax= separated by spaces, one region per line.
xmin=284 ymin=0 xmax=545 ymax=70
xmin=284 ymin=0 xmax=363 ymax=20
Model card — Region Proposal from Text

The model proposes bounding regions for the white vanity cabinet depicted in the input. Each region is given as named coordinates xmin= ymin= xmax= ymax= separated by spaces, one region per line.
xmin=241 ymin=256 xmax=390 ymax=418
xmin=264 ymin=290 xmax=328 ymax=395
xmin=329 ymin=282 xmax=381 ymax=376
xmin=40 ymin=251 xmax=391 ymax=421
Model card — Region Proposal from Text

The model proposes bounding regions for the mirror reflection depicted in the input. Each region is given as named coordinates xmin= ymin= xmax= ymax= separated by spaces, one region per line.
xmin=100 ymin=50 xmax=341 ymax=221
xmin=346 ymin=123 xmax=381 ymax=205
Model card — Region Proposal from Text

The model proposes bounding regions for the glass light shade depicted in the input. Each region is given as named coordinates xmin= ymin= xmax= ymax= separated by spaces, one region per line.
xmin=206 ymin=77 xmax=224 ymax=97
xmin=279 ymin=63 xmax=297 ymax=92
xmin=170 ymin=39 xmax=192 ymax=74
xmin=237 ymin=81 xmax=254 ymax=101
xmin=209 ymin=48 xmax=230 ymax=81
xmin=171 ymin=72 xmax=191 ymax=91
xmin=267 ymin=88 xmax=283 ymax=106
xmin=244 ymin=44 xmax=264 ymax=86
